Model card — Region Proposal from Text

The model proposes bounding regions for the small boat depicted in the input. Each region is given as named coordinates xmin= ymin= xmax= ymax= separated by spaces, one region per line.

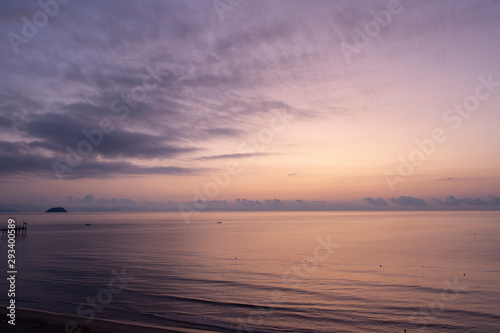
xmin=84 ymin=223 xmax=91 ymax=226
xmin=216 ymin=221 xmax=222 ymax=224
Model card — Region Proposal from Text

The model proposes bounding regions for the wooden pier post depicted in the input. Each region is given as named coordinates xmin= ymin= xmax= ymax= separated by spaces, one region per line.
xmin=1 ymin=223 xmax=27 ymax=237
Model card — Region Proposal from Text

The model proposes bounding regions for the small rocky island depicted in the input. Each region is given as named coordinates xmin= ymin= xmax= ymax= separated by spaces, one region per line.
xmin=45 ymin=207 xmax=68 ymax=213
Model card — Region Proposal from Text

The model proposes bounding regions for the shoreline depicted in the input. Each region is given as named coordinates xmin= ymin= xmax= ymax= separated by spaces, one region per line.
xmin=0 ymin=308 xmax=227 ymax=333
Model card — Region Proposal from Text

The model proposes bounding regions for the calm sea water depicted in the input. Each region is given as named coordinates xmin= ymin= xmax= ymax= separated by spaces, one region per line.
xmin=1 ymin=211 xmax=499 ymax=332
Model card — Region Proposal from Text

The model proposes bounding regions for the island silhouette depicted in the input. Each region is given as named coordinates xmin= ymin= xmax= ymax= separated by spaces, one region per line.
xmin=45 ymin=207 xmax=68 ymax=213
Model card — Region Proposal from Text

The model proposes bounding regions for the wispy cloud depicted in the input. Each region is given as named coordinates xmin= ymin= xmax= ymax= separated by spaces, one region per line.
xmin=435 ymin=177 xmax=474 ymax=182
xmin=197 ymin=152 xmax=274 ymax=160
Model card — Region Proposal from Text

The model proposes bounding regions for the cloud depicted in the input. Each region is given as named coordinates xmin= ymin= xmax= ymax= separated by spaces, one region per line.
xmin=15 ymin=109 xmax=199 ymax=160
xmin=36 ymin=194 xmax=180 ymax=212
xmin=264 ymin=199 xmax=282 ymax=206
xmin=462 ymin=197 xmax=489 ymax=206
xmin=213 ymin=198 xmax=329 ymax=211
xmin=362 ymin=197 xmax=388 ymax=207
xmin=0 ymin=141 xmax=204 ymax=179
xmin=432 ymin=195 xmax=463 ymax=206
xmin=204 ymin=128 xmax=243 ymax=137
xmin=432 ymin=195 xmax=500 ymax=207
xmin=435 ymin=177 xmax=474 ymax=182
xmin=390 ymin=196 xmax=427 ymax=206
xmin=54 ymin=197 xmax=331 ymax=212
xmin=0 ymin=115 xmax=13 ymax=128
xmin=71 ymin=194 xmax=137 ymax=205
xmin=80 ymin=195 xmax=94 ymax=203
xmin=0 ymin=66 xmax=306 ymax=180
xmin=0 ymin=0 xmax=318 ymax=181
xmin=8 ymin=194 xmax=500 ymax=212
xmin=198 ymin=152 xmax=274 ymax=160
xmin=490 ymin=195 xmax=500 ymax=206
xmin=236 ymin=198 xmax=261 ymax=206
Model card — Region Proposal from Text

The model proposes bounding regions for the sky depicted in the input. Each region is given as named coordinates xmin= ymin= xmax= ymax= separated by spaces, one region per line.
xmin=1 ymin=0 xmax=500 ymax=212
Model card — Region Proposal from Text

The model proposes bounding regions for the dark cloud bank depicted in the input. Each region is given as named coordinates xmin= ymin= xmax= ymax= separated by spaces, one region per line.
xmin=0 ymin=0 xmax=313 ymax=181
xmin=2 ymin=195 xmax=500 ymax=212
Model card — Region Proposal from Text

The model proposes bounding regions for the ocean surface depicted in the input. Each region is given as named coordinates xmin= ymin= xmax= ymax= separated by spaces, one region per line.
xmin=1 ymin=211 xmax=499 ymax=332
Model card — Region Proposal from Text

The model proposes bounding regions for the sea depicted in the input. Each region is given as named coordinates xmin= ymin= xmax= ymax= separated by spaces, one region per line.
xmin=0 ymin=211 xmax=499 ymax=332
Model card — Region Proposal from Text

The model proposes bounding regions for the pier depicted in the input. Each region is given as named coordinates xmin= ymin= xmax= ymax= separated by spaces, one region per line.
xmin=1 ymin=221 xmax=27 ymax=237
